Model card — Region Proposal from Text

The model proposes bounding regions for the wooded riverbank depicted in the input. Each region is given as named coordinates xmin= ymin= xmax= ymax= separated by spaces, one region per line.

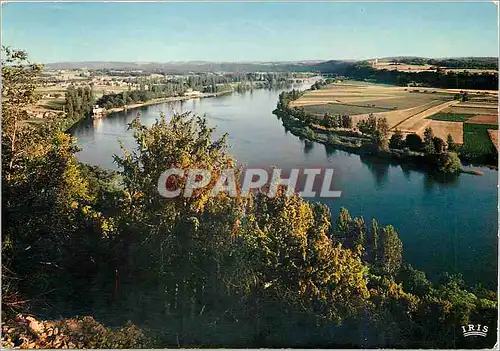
xmin=102 ymin=90 xmax=233 ymax=116
xmin=273 ymin=87 xmax=481 ymax=175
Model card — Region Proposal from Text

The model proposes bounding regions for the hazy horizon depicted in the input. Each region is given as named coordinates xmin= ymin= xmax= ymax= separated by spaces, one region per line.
xmin=42 ymin=56 xmax=496 ymax=65
xmin=2 ymin=2 xmax=498 ymax=63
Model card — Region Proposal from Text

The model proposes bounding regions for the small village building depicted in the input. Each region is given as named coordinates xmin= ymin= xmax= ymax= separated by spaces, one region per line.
xmin=92 ymin=105 xmax=105 ymax=119
xmin=184 ymin=90 xmax=202 ymax=98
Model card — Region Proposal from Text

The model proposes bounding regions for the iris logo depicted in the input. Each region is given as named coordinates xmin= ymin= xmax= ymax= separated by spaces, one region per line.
xmin=461 ymin=324 xmax=488 ymax=337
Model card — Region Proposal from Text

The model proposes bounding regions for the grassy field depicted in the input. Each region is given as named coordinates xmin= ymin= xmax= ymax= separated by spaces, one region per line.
xmin=462 ymin=123 xmax=498 ymax=156
xmin=92 ymin=85 xmax=130 ymax=98
xmin=37 ymin=98 xmax=66 ymax=111
xmin=304 ymin=103 xmax=387 ymax=116
xmin=426 ymin=113 xmax=476 ymax=122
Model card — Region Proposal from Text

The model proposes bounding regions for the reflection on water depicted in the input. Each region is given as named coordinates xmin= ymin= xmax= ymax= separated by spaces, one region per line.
xmin=359 ymin=155 xmax=391 ymax=187
xmin=71 ymin=84 xmax=497 ymax=289
xmin=303 ymin=140 xmax=314 ymax=155
xmin=324 ymin=144 xmax=337 ymax=159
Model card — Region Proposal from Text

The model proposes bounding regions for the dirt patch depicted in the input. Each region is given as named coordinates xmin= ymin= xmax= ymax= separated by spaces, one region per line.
xmin=423 ymin=120 xmax=464 ymax=144
xmin=466 ymin=115 xmax=498 ymax=125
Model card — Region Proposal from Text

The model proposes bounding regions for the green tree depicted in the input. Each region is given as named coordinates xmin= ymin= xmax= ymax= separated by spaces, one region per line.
xmin=341 ymin=114 xmax=353 ymax=129
xmin=1 ymin=46 xmax=44 ymax=177
xmin=357 ymin=113 xmax=377 ymax=135
xmin=405 ymin=133 xmax=423 ymax=151
xmin=432 ymin=136 xmax=446 ymax=154
xmin=436 ymin=152 xmax=462 ymax=173
xmin=378 ymin=225 xmax=403 ymax=276
xmin=373 ymin=117 xmax=390 ymax=150
xmin=2 ymin=48 xmax=113 ymax=316
xmin=366 ymin=219 xmax=380 ymax=264
xmin=423 ymin=127 xmax=435 ymax=154
xmin=389 ymin=129 xmax=405 ymax=150
xmin=246 ymin=197 xmax=370 ymax=323
xmin=446 ymin=134 xmax=456 ymax=152
xmin=399 ymin=264 xmax=433 ymax=296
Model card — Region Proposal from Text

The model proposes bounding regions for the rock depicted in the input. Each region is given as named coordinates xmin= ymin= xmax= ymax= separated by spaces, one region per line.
xmin=26 ymin=316 xmax=44 ymax=334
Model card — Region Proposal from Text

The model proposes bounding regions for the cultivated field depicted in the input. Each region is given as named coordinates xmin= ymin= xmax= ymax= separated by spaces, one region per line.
xmin=463 ymin=123 xmax=498 ymax=156
xmin=303 ymin=103 xmax=386 ymax=116
xmin=291 ymin=83 xmax=452 ymax=109
xmin=428 ymin=120 xmax=464 ymax=144
xmin=292 ymin=81 xmax=498 ymax=148
xmin=395 ymin=100 xmax=459 ymax=134
xmin=426 ymin=96 xmax=498 ymax=149
xmin=426 ymin=113 xmax=474 ymax=122
xmin=372 ymin=62 xmax=433 ymax=72
xmin=466 ymin=115 xmax=498 ymax=125
xmin=293 ymin=81 xmax=456 ymax=131
xmin=372 ymin=61 xmax=498 ymax=74
xmin=441 ymin=105 xmax=498 ymax=115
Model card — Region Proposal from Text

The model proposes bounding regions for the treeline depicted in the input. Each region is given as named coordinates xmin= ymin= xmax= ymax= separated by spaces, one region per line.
xmin=310 ymin=78 xmax=335 ymax=90
xmin=2 ymin=48 xmax=497 ymax=349
xmin=96 ymin=77 xmax=194 ymax=109
xmin=65 ymin=86 xmax=94 ymax=121
xmin=340 ymin=63 xmax=498 ymax=90
xmin=275 ymin=89 xmax=304 ymax=110
xmin=275 ymin=91 xmax=354 ymax=130
xmin=96 ymin=72 xmax=297 ymax=109
xmin=96 ymin=90 xmax=155 ymax=109
xmin=390 ymin=57 xmax=498 ymax=70
xmin=358 ymin=115 xmax=462 ymax=173
xmin=187 ymin=72 xmax=293 ymax=89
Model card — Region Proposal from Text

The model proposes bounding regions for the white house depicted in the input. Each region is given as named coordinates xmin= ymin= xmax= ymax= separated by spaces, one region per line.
xmin=92 ymin=105 xmax=105 ymax=119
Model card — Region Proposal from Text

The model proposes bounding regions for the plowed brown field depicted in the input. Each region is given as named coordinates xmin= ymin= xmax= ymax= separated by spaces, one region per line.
xmin=466 ymin=115 xmax=498 ymax=125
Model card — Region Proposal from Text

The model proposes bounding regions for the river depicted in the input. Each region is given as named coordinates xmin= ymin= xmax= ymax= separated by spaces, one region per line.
xmin=72 ymin=81 xmax=498 ymax=289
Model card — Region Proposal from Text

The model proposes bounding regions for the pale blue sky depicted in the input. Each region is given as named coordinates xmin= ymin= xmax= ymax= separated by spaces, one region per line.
xmin=1 ymin=2 xmax=498 ymax=63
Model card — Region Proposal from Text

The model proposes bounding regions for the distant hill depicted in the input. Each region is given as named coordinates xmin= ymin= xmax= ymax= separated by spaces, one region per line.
xmin=44 ymin=60 xmax=353 ymax=73
xmin=44 ymin=57 xmax=497 ymax=73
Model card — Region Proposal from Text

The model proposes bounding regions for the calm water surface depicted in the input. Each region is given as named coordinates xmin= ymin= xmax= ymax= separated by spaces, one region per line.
xmin=72 ymin=82 xmax=498 ymax=289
